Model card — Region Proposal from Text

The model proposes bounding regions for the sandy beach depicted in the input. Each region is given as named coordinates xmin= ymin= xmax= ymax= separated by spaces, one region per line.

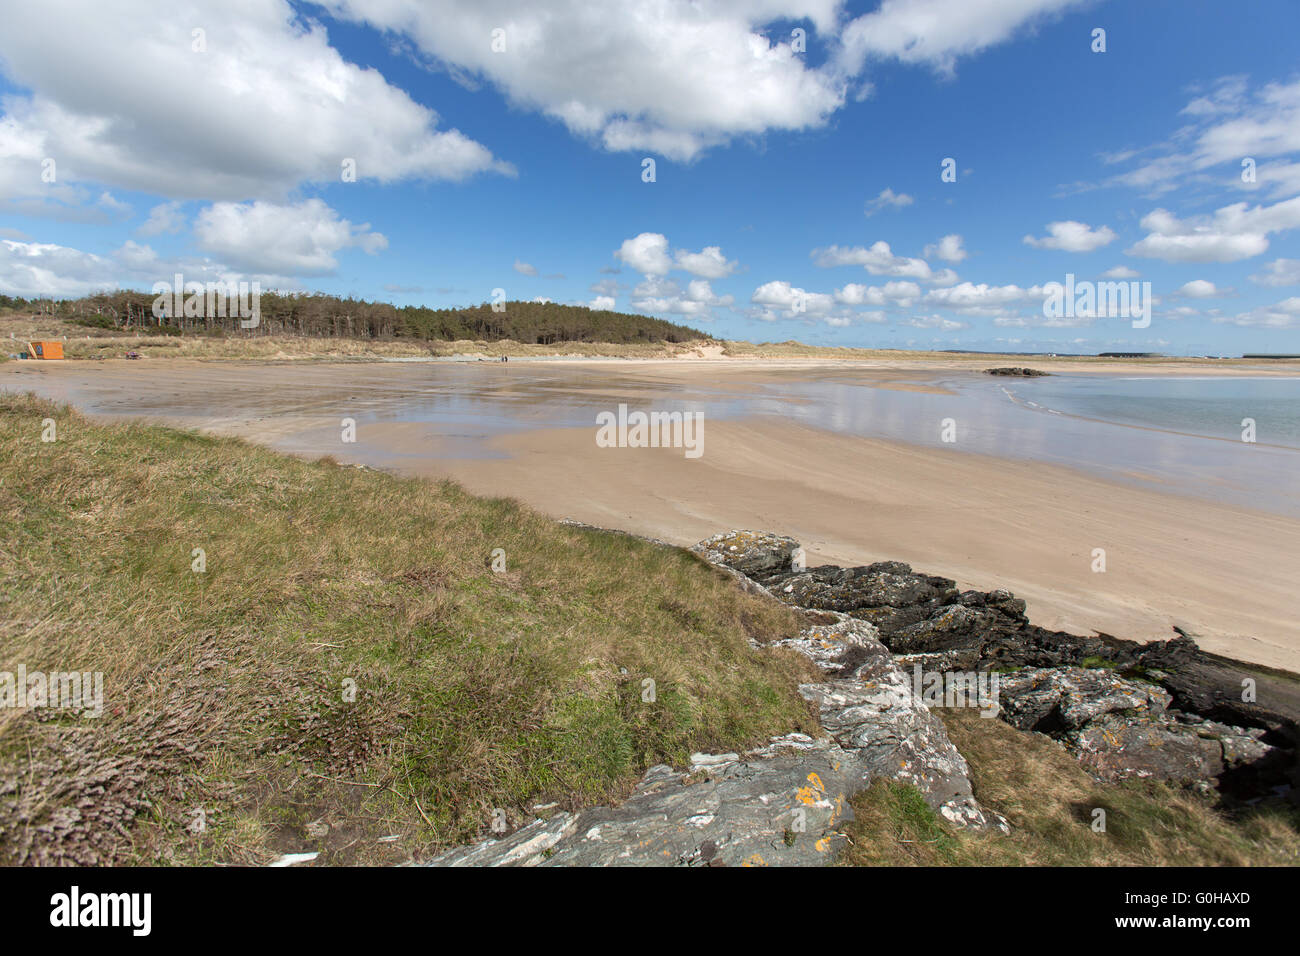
xmin=4 ymin=355 xmax=1298 ymax=671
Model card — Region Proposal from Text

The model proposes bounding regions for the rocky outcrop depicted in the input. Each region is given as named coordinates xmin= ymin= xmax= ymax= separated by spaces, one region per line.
xmin=985 ymin=367 xmax=1050 ymax=376
xmin=995 ymin=667 xmax=1281 ymax=788
xmin=697 ymin=534 xmax=1299 ymax=801
xmin=426 ymin=737 xmax=872 ymax=867
xmin=693 ymin=530 xmax=802 ymax=581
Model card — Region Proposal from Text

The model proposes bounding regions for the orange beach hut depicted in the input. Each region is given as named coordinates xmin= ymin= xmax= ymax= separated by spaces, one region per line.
xmin=28 ymin=341 xmax=64 ymax=360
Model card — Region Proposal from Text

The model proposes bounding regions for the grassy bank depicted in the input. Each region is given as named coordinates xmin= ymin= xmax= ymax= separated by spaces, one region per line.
xmin=0 ymin=394 xmax=817 ymax=865
xmin=842 ymin=708 xmax=1300 ymax=866
xmin=1 ymin=312 xmax=712 ymax=361
xmin=14 ymin=312 xmax=1300 ymax=366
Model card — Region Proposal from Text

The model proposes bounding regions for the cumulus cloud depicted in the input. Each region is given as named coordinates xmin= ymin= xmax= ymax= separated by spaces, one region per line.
xmin=513 ymin=259 xmax=538 ymax=276
xmin=903 ymin=314 xmax=968 ymax=331
xmin=615 ymin=233 xmax=739 ymax=278
xmin=674 ymin=245 xmax=739 ymax=278
xmin=0 ymin=0 xmax=509 ymax=211
xmin=1023 ymin=220 xmax=1117 ymax=253
xmin=137 ymin=201 xmax=187 ymax=237
xmin=864 ymin=187 xmax=914 ymax=216
xmin=316 ymin=0 xmax=1087 ymax=162
xmin=1177 ymin=279 xmax=1219 ymax=298
xmin=1100 ymin=265 xmax=1140 ymax=279
xmin=615 ymin=233 xmax=674 ymax=275
xmin=834 ymin=280 xmax=920 ymax=307
xmin=590 ymin=295 xmax=616 ymax=310
xmin=751 ymin=279 xmax=835 ymax=316
xmin=923 ymin=233 xmax=967 ymax=262
xmin=1249 ymin=257 xmax=1300 ymax=287
xmin=324 ymin=0 xmax=845 ymax=162
xmin=923 ymin=281 xmax=1043 ymax=313
xmin=837 ymin=0 xmax=1085 ymax=76
xmin=0 ymin=236 xmax=254 ymax=297
xmin=811 ymin=240 xmax=934 ymax=280
xmin=631 ymin=274 xmax=732 ymax=318
xmin=1214 ymin=296 xmax=1300 ymax=328
xmin=1126 ymin=196 xmax=1300 ymax=263
xmin=0 ymin=238 xmax=118 ymax=297
xmin=194 ymin=199 xmax=387 ymax=275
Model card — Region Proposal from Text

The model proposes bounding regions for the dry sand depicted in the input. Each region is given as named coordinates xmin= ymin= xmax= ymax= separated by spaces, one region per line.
xmin=4 ymin=355 xmax=1298 ymax=670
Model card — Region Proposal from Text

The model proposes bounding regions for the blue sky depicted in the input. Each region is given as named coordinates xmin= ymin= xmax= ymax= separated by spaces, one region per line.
xmin=2 ymin=0 xmax=1299 ymax=354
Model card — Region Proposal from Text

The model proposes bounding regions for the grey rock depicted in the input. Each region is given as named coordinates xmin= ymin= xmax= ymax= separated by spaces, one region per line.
xmin=997 ymin=667 xmax=1172 ymax=732
xmin=692 ymin=530 xmax=802 ymax=581
xmin=985 ymin=367 xmax=1050 ymax=377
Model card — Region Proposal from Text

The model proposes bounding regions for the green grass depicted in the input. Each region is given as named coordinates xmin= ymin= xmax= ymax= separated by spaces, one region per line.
xmin=0 ymin=394 xmax=818 ymax=865
xmin=840 ymin=709 xmax=1300 ymax=866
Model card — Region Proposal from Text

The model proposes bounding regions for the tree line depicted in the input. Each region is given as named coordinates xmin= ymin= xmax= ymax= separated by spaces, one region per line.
xmin=0 ymin=291 xmax=708 ymax=345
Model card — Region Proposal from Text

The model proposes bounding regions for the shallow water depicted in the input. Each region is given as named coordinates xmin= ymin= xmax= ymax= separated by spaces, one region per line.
xmin=7 ymin=363 xmax=1299 ymax=516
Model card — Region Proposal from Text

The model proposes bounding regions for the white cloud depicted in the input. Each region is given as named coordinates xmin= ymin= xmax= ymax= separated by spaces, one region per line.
xmin=0 ymin=0 xmax=509 ymax=210
xmin=1249 ymin=257 xmax=1300 ymax=287
xmin=923 ymin=233 xmax=967 ymax=262
xmin=194 ymin=199 xmax=387 ymax=275
xmin=864 ymin=187 xmax=914 ymax=216
xmin=324 ymin=0 xmax=846 ymax=162
xmin=616 ymin=233 xmax=739 ymax=279
xmin=837 ymin=0 xmax=1085 ymax=75
xmin=674 ymin=245 xmax=739 ymax=278
xmin=316 ymin=1 xmax=1086 ymax=162
xmin=513 ymin=259 xmax=538 ymax=276
xmin=615 ymin=233 xmax=673 ymax=275
xmin=0 ymin=236 xmax=252 ymax=297
xmin=904 ymin=314 xmax=968 ymax=331
xmin=0 ymin=238 xmax=118 ymax=297
xmin=590 ymin=295 xmax=616 ymax=310
xmin=137 ymin=201 xmax=186 ymax=237
xmin=923 ymin=281 xmax=1042 ymax=313
xmin=1215 ymin=296 xmax=1300 ymax=328
xmin=1113 ymin=76 xmax=1300 ymax=198
xmin=1177 ymin=279 xmax=1219 ymax=298
xmin=631 ymin=274 xmax=733 ymax=318
xmin=1100 ymin=265 xmax=1140 ymax=279
xmin=834 ymin=280 xmax=920 ymax=307
xmin=1023 ymin=220 xmax=1117 ymax=253
xmin=812 ymin=240 xmax=933 ymax=279
xmin=97 ymin=191 xmax=132 ymax=219
xmin=1126 ymin=196 xmax=1300 ymax=263
xmin=993 ymin=312 xmax=1096 ymax=329
xmin=751 ymin=279 xmax=834 ymax=316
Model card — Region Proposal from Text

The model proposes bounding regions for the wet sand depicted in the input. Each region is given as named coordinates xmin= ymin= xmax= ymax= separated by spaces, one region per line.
xmin=4 ymin=356 xmax=1298 ymax=670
